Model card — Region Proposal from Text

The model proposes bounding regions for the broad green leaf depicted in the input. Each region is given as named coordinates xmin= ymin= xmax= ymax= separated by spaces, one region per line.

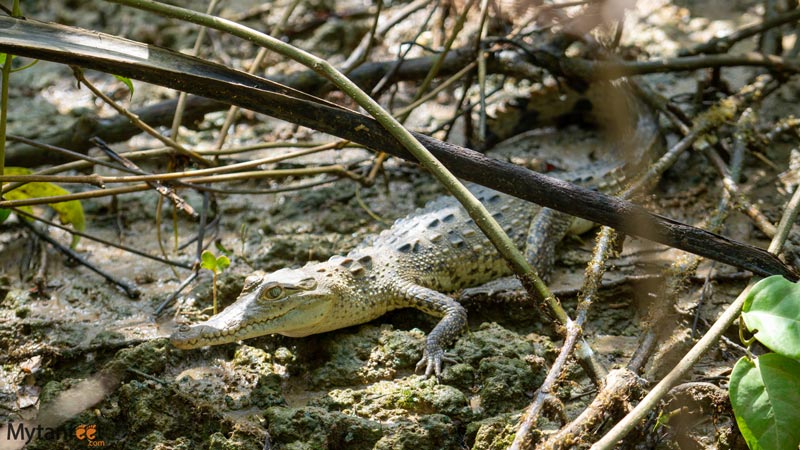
xmin=200 ymin=250 xmax=217 ymax=271
xmin=200 ymin=250 xmax=230 ymax=273
xmin=0 ymin=208 xmax=10 ymax=223
xmin=4 ymin=167 xmax=85 ymax=248
xmin=0 ymin=53 xmax=6 ymax=65
xmin=730 ymin=354 xmax=800 ymax=450
xmin=113 ymin=74 xmax=134 ymax=98
xmin=743 ymin=275 xmax=800 ymax=359
xmin=216 ymin=255 xmax=230 ymax=271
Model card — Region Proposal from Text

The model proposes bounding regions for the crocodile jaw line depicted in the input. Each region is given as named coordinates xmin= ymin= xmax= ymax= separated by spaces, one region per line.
xmin=169 ymin=292 xmax=332 ymax=349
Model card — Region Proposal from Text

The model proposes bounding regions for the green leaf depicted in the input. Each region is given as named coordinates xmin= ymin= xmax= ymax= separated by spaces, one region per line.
xmin=0 ymin=208 xmax=10 ymax=223
xmin=113 ymin=74 xmax=134 ymax=98
xmin=0 ymin=53 xmax=6 ymax=65
xmin=200 ymin=250 xmax=230 ymax=273
xmin=730 ymin=354 xmax=800 ymax=450
xmin=200 ymin=250 xmax=217 ymax=272
xmin=4 ymin=167 xmax=85 ymax=248
xmin=214 ymin=239 xmax=232 ymax=256
xmin=743 ymin=275 xmax=800 ymax=359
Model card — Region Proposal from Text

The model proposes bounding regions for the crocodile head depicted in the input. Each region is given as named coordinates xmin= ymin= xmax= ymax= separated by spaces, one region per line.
xmin=170 ymin=266 xmax=335 ymax=349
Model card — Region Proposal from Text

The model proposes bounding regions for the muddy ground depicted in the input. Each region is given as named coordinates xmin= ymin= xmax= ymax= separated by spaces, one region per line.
xmin=1 ymin=0 xmax=798 ymax=449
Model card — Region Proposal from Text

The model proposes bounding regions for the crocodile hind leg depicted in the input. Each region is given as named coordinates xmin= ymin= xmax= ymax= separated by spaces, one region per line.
xmin=399 ymin=282 xmax=467 ymax=377
xmin=524 ymin=208 xmax=575 ymax=280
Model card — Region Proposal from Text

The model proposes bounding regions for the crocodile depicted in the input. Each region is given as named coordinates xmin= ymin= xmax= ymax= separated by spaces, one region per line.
xmin=170 ymin=80 xmax=662 ymax=376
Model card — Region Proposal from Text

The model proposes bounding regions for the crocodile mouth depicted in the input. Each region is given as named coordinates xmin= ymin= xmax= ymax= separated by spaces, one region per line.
xmin=169 ymin=313 xmax=288 ymax=349
xmin=170 ymin=294 xmax=332 ymax=349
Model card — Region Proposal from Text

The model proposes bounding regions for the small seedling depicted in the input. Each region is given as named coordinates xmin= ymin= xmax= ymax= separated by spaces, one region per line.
xmin=200 ymin=250 xmax=230 ymax=315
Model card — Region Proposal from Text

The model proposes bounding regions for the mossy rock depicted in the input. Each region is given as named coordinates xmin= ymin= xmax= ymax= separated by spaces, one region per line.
xmin=265 ymin=406 xmax=383 ymax=450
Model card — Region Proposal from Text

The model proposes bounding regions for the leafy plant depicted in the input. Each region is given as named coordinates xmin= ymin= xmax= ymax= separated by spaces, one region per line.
xmin=200 ymin=250 xmax=230 ymax=315
xmin=113 ymin=74 xmax=134 ymax=99
xmin=1 ymin=167 xmax=85 ymax=248
xmin=729 ymin=275 xmax=800 ymax=450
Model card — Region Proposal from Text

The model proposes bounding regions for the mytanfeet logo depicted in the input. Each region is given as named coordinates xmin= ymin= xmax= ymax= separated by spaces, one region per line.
xmin=75 ymin=424 xmax=105 ymax=446
xmin=2 ymin=422 xmax=105 ymax=447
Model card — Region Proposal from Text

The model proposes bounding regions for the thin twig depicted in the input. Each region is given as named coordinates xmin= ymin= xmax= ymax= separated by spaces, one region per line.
xmin=476 ymin=0 xmax=491 ymax=143
xmin=342 ymin=0 xmax=428 ymax=72
xmin=682 ymin=7 xmax=800 ymax=56
xmin=92 ymin=137 xmax=198 ymax=218
xmin=13 ymin=208 xmax=192 ymax=269
xmin=342 ymin=0 xmax=382 ymax=74
xmin=71 ymin=66 xmax=213 ymax=167
xmin=170 ymin=0 xmax=220 ymax=141
xmin=20 ymin=220 xmax=141 ymax=298
xmin=214 ymin=0 xmax=301 ymax=150
xmin=561 ymin=52 xmax=800 ymax=81
xmin=511 ymin=226 xmax=618 ymax=450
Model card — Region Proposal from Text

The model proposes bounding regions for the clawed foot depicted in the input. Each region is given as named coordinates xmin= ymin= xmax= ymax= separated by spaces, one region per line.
xmin=415 ymin=349 xmax=458 ymax=378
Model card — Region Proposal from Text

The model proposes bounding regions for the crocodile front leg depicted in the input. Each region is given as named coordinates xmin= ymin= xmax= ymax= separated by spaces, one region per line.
xmin=399 ymin=282 xmax=467 ymax=377
xmin=524 ymin=207 xmax=574 ymax=279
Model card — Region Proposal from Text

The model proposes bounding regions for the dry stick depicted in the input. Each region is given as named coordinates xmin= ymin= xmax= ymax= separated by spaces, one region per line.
xmin=342 ymin=0 xmax=382 ymax=74
xmin=371 ymin=3 xmax=442 ymax=99
xmin=341 ymin=0 xmax=429 ymax=72
xmin=2 ymin=134 xmax=135 ymax=194
xmin=562 ymin=52 xmax=800 ymax=81
xmin=171 ymin=0 xmax=219 ymax=141
xmin=201 ymin=174 xmax=343 ymax=195
xmin=92 ymin=137 xmax=198 ymax=218
xmin=19 ymin=219 xmax=141 ymax=298
xmin=0 ymin=165 xmax=359 ymax=208
xmin=511 ymin=227 xmax=618 ymax=450
xmin=201 ymin=140 xmax=335 ymax=156
xmin=764 ymin=115 xmax=800 ymax=142
xmin=71 ymin=67 xmax=213 ymax=167
xmin=761 ymin=0 xmax=783 ymax=56
xmin=403 ymin=0 xmax=476 ymax=118
xmin=706 ymin=142 xmax=777 ymax=238
xmin=1 ymin=183 xmax=151 ymax=207
xmin=476 ymin=0 xmax=491 ymax=142
xmin=682 ymin=7 xmax=800 ymax=56
xmin=160 ymin=193 xmax=210 ymax=317
xmin=12 ymin=208 xmax=192 ymax=269
xmin=214 ymin=0 xmax=301 ymax=150
xmin=0 ymin=143 xmax=346 ymax=187
xmin=154 ymin=193 xmax=178 ymax=279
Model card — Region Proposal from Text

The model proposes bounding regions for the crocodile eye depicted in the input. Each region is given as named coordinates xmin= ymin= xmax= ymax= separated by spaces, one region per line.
xmin=263 ymin=285 xmax=283 ymax=300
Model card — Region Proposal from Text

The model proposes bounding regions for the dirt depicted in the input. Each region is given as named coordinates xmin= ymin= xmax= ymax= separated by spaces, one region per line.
xmin=0 ymin=0 xmax=797 ymax=449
